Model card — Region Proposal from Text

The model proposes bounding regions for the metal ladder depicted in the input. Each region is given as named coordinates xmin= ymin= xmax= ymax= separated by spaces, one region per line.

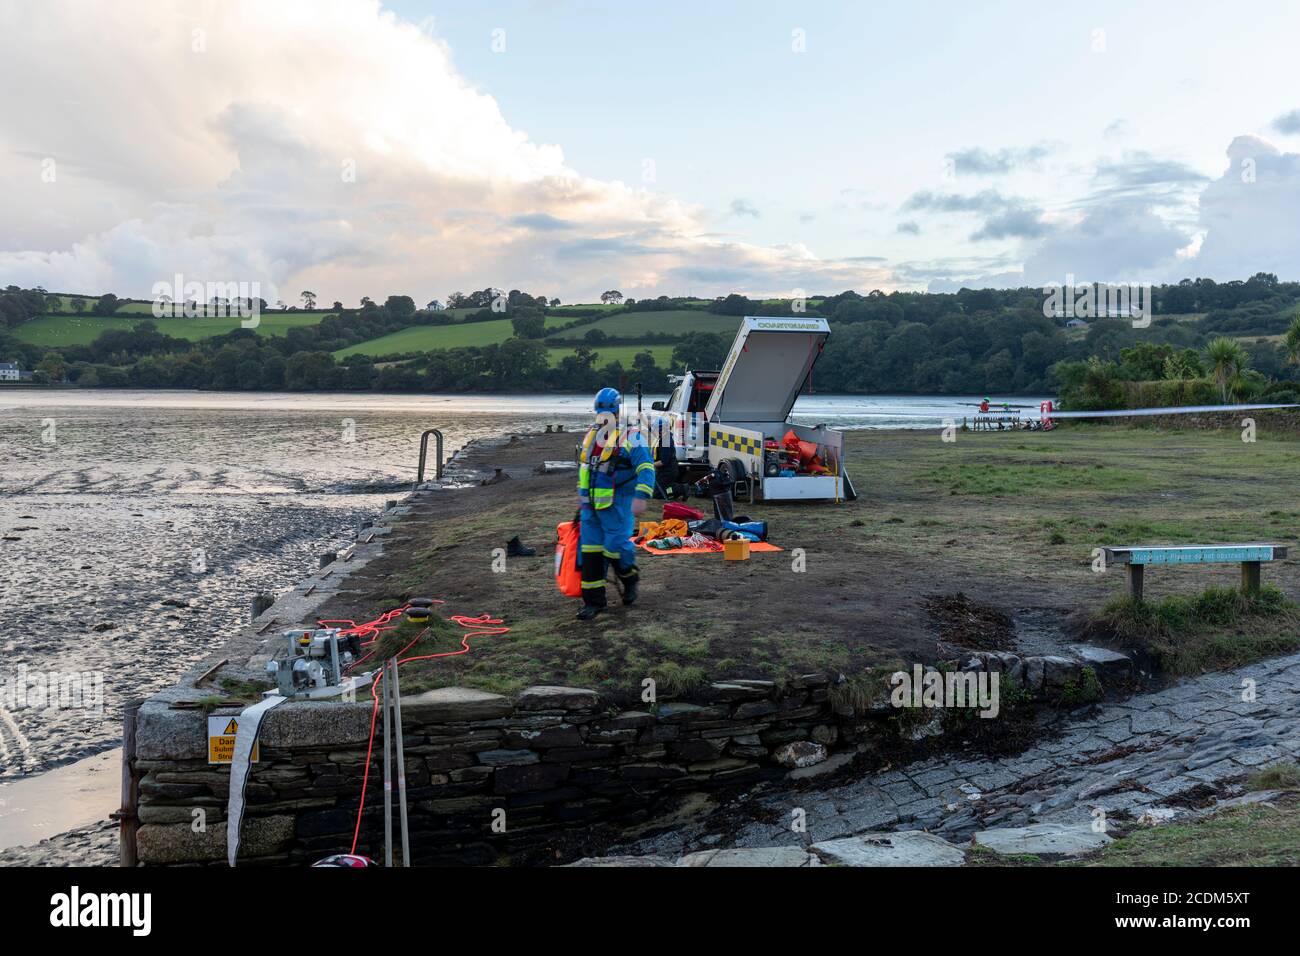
xmin=415 ymin=428 xmax=444 ymax=486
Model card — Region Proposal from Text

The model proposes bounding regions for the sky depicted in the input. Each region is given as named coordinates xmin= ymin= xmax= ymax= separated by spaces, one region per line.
xmin=3 ymin=0 xmax=1300 ymax=306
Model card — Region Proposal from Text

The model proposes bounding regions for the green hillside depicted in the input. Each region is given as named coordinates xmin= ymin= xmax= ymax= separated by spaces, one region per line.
xmin=15 ymin=310 xmax=339 ymax=347
xmin=548 ymin=309 xmax=734 ymax=339
xmin=333 ymin=313 xmax=572 ymax=358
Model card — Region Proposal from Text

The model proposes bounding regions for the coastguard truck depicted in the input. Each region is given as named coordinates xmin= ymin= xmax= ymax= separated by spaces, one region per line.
xmin=650 ymin=315 xmax=856 ymax=502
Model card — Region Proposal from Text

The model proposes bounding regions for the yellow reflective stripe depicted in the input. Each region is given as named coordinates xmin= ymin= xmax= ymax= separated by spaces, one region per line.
xmin=581 ymin=544 xmax=605 ymax=553
xmin=636 ymin=461 xmax=655 ymax=472
xmin=581 ymin=580 xmax=605 ymax=589
xmin=602 ymin=550 xmax=622 ymax=559
xmin=578 ymin=464 xmax=590 ymax=490
xmin=635 ymin=483 xmax=654 ymax=496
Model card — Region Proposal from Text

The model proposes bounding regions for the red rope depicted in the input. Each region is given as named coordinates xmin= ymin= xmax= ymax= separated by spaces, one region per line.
xmin=340 ymin=606 xmax=509 ymax=856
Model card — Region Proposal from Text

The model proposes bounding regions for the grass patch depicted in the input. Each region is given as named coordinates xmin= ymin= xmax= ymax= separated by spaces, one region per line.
xmin=1246 ymin=762 xmax=1300 ymax=792
xmin=1089 ymin=586 xmax=1300 ymax=674
xmin=333 ymin=314 xmax=571 ymax=358
xmin=1083 ymin=794 xmax=1300 ymax=866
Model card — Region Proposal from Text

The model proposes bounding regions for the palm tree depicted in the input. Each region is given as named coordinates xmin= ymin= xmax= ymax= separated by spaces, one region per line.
xmin=1284 ymin=314 xmax=1300 ymax=367
xmin=1205 ymin=337 xmax=1250 ymax=402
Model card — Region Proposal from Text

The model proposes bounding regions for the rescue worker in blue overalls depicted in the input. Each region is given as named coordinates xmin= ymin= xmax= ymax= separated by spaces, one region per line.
xmin=576 ymin=387 xmax=655 ymax=621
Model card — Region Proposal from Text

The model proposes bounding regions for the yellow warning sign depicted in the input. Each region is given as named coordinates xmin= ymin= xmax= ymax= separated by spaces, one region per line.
xmin=208 ymin=714 xmax=259 ymax=765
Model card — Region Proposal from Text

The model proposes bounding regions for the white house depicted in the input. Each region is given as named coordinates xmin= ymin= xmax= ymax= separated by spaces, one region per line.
xmin=0 ymin=362 xmax=21 ymax=382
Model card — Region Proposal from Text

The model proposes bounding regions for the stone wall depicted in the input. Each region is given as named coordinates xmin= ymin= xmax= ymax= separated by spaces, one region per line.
xmin=133 ymin=675 xmax=859 ymax=865
xmin=133 ymin=646 xmax=1134 ymax=865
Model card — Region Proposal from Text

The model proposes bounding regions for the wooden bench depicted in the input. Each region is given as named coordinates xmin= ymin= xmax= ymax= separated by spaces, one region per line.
xmin=1101 ymin=544 xmax=1289 ymax=601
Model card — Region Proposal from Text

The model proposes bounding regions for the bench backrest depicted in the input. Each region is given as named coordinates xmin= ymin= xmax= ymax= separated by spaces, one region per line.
xmin=1102 ymin=544 xmax=1288 ymax=566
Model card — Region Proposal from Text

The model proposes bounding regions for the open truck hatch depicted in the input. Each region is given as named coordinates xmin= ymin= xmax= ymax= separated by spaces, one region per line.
xmin=660 ymin=316 xmax=856 ymax=503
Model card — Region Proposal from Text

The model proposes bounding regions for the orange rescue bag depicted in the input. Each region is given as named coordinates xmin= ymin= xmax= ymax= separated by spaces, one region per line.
xmin=555 ymin=520 xmax=583 ymax=597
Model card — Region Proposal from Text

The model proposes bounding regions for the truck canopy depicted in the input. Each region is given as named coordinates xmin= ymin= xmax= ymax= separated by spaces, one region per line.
xmin=704 ymin=316 xmax=830 ymax=430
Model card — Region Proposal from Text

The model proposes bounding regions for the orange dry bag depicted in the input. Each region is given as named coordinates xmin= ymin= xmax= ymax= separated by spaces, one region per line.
xmin=555 ymin=519 xmax=583 ymax=598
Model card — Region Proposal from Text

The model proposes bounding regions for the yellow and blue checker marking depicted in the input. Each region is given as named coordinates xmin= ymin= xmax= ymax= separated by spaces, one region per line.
xmin=709 ymin=426 xmax=762 ymax=457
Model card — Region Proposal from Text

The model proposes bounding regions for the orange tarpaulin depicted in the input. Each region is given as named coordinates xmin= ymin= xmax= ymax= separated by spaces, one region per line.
xmin=639 ymin=539 xmax=783 ymax=556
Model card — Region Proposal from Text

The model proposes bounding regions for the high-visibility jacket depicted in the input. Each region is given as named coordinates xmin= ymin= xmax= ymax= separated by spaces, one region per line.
xmin=578 ymin=425 xmax=654 ymax=510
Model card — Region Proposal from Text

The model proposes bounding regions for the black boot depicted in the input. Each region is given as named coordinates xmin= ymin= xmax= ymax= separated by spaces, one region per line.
xmin=616 ymin=564 xmax=640 ymax=606
xmin=578 ymin=551 xmax=607 ymax=621
xmin=506 ymin=535 xmax=535 ymax=557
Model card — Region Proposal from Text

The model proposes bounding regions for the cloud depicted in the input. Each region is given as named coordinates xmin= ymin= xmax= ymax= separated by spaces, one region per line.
xmin=903 ymin=189 xmax=1047 ymax=242
xmin=896 ymin=221 xmax=921 ymax=235
xmin=729 ymin=198 xmax=761 ymax=218
xmin=1020 ymin=200 xmax=1190 ymax=286
xmin=1189 ymin=135 xmax=1300 ymax=280
xmin=946 ymin=144 xmax=1052 ymax=176
xmin=1272 ymin=110 xmax=1300 ymax=135
xmin=0 ymin=0 xmax=892 ymax=303
xmin=510 ymin=213 xmax=576 ymax=231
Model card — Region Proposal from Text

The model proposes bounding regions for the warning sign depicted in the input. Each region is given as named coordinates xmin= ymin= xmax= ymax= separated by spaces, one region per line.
xmin=208 ymin=714 xmax=259 ymax=765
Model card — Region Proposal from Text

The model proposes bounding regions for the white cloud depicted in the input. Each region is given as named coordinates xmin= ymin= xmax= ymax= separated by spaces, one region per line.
xmin=0 ymin=0 xmax=893 ymax=302
xmin=1190 ymin=135 xmax=1300 ymax=280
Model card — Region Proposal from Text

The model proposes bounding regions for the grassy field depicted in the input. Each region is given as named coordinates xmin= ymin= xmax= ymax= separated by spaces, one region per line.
xmin=15 ymin=310 xmax=339 ymax=346
xmin=333 ymin=314 xmax=573 ymax=358
xmin=316 ymin=420 xmax=1300 ymax=701
xmin=548 ymin=309 xmax=735 ymax=340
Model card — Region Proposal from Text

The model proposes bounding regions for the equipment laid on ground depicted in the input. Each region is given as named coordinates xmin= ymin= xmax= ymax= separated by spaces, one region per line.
xmin=266 ymin=628 xmax=361 ymax=697
xmin=723 ymin=537 xmax=751 ymax=561
xmin=653 ymin=316 xmax=855 ymax=502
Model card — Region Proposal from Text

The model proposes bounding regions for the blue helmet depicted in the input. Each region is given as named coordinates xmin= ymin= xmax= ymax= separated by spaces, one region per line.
xmin=594 ymin=387 xmax=621 ymax=413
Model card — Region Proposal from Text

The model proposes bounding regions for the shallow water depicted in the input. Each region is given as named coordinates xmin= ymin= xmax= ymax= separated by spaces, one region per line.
xmin=0 ymin=389 xmax=1042 ymax=780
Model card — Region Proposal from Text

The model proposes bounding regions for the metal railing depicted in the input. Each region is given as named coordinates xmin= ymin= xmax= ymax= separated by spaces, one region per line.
xmin=416 ymin=428 xmax=444 ymax=485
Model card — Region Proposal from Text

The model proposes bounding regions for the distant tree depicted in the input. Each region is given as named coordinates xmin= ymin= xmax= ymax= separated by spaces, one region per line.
xmin=70 ymin=297 xmax=86 ymax=314
xmin=45 ymin=294 xmax=62 ymax=314
xmin=583 ymin=328 xmax=608 ymax=345
xmin=549 ymin=297 xmax=561 ymax=307
xmin=37 ymin=351 xmax=68 ymax=382
xmin=1205 ymin=337 xmax=1250 ymax=401
xmin=1285 ymin=315 xmax=1300 ymax=367
xmin=92 ymin=293 xmax=122 ymax=316
xmin=384 ymin=295 xmax=416 ymax=318
xmin=511 ymin=314 xmax=546 ymax=339
xmin=709 ymin=293 xmax=755 ymax=316
xmin=600 ymin=290 xmax=624 ymax=304
xmin=1163 ymin=349 xmax=1203 ymax=380
xmin=332 ymin=301 xmax=344 ymax=312
xmin=301 ymin=290 xmax=317 ymax=310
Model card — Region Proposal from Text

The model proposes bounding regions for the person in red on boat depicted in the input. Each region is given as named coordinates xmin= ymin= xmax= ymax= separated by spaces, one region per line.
xmin=979 ymin=396 xmax=991 ymax=413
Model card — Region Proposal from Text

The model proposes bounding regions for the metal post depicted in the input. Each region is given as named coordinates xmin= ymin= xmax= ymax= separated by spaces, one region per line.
xmin=117 ymin=699 xmax=143 ymax=867
xmin=390 ymin=660 xmax=410 ymax=867
xmin=381 ymin=664 xmax=392 ymax=867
